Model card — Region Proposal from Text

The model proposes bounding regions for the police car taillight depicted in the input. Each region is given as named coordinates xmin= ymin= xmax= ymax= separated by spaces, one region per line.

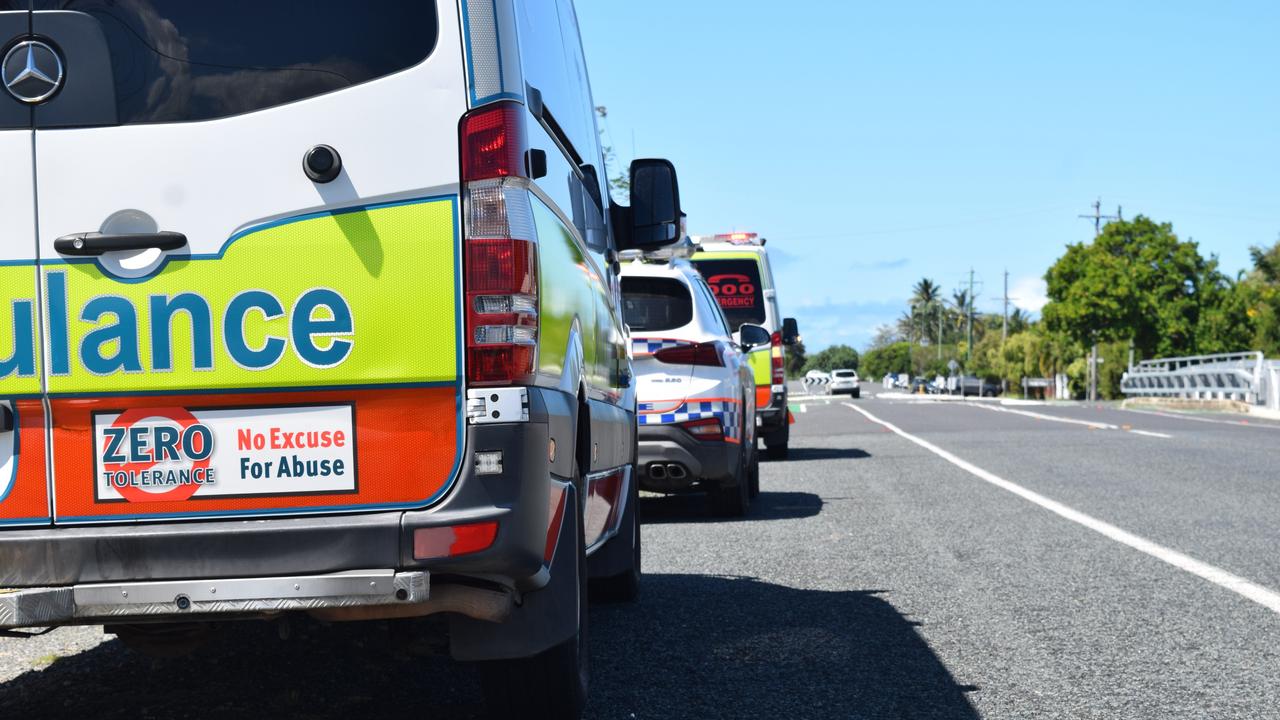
xmin=653 ymin=342 xmax=724 ymax=367
xmin=771 ymin=331 xmax=785 ymax=385
xmin=461 ymin=102 xmax=539 ymax=386
xmin=680 ymin=417 xmax=724 ymax=442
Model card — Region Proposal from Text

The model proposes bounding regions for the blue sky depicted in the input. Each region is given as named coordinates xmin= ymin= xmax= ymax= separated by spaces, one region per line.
xmin=577 ymin=1 xmax=1280 ymax=351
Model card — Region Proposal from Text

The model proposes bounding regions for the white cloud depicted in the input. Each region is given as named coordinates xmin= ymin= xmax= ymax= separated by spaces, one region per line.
xmin=1010 ymin=276 xmax=1048 ymax=314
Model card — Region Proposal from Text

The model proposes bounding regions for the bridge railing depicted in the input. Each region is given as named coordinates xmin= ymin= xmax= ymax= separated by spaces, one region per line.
xmin=1120 ymin=351 xmax=1279 ymax=408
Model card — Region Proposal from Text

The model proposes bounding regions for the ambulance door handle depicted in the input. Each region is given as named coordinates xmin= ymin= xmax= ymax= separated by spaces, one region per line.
xmin=54 ymin=231 xmax=188 ymax=256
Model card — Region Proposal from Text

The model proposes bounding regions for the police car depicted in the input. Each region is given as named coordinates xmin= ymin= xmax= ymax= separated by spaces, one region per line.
xmin=621 ymin=241 xmax=769 ymax=516
xmin=0 ymin=3 xmax=682 ymax=718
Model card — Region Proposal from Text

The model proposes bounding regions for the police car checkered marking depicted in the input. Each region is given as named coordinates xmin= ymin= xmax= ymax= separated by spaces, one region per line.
xmin=631 ymin=337 xmax=688 ymax=356
xmin=636 ymin=399 xmax=743 ymax=441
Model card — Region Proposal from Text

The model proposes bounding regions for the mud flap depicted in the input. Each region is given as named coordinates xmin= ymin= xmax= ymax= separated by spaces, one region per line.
xmin=586 ymin=469 xmax=637 ymax=580
xmin=449 ymin=486 xmax=581 ymax=662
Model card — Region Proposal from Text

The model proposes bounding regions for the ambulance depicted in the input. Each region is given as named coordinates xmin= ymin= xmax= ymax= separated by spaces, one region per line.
xmin=0 ymin=3 xmax=681 ymax=718
xmin=690 ymin=234 xmax=800 ymax=459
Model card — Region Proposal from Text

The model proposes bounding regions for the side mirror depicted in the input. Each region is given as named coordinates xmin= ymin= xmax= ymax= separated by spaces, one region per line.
xmin=626 ymin=158 xmax=682 ymax=249
xmin=781 ymin=317 xmax=800 ymax=346
xmin=738 ymin=323 xmax=771 ymax=351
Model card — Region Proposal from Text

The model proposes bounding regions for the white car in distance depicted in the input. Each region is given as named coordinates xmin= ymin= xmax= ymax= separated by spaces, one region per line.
xmin=830 ymin=369 xmax=861 ymax=398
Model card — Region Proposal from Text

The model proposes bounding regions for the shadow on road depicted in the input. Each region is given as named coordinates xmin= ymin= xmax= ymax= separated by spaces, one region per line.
xmin=0 ymin=619 xmax=484 ymax=719
xmin=775 ymin=446 xmax=871 ymax=462
xmin=640 ymin=491 xmax=823 ymax=524
xmin=0 ymin=576 xmax=978 ymax=720
xmin=588 ymin=574 xmax=980 ymax=719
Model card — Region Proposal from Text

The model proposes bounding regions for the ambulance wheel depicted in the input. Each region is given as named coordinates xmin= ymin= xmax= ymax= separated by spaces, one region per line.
xmin=764 ymin=423 xmax=789 ymax=460
xmin=479 ymin=499 xmax=589 ymax=720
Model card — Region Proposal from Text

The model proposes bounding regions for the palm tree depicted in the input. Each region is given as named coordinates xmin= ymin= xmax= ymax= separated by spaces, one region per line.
xmin=911 ymin=278 xmax=941 ymax=306
xmin=1007 ymin=308 xmax=1030 ymax=335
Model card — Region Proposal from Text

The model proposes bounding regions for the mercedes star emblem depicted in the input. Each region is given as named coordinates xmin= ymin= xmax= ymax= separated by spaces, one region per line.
xmin=2 ymin=39 xmax=64 ymax=105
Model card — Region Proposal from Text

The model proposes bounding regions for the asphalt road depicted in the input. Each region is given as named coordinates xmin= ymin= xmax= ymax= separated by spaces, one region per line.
xmin=3 ymin=390 xmax=1279 ymax=718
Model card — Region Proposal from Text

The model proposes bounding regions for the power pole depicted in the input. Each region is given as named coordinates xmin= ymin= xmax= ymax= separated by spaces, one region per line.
xmin=1079 ymin=198 xmax=1119 ymax=238
xmin=937 ymin=303 xmax=943 ymax=363
xmin=966 ymin=268 xmax=975 ymax=365
xmin=1002 ymin=269 xmax=1009 ymax=345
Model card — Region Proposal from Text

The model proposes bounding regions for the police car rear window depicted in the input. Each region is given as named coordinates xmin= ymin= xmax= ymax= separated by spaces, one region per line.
xmin=691 ymin=258 xmax=767 ymax=331
xmin=32 ymin=1 xmax=439 ymax=125
xmin=622 ymin=277 xmax=693 ymax=332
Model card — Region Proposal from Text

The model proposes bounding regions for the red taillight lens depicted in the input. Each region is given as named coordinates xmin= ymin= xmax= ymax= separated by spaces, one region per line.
xmin=467 ymin=238 xmax=537 ymax=296
xmin=466 ymin=238 xmax=538 ymax=385
xmin=413 ymin=521 xmax=499 ymax=560
xmin=770 ymin=331 xmax=785 ymax=385
xmin=461 ymin=102 xmax=527 ymax=183
xmin=680 ymin=417 xmax=725 ymax=442
xmin=461 ymin=103 xmax=539 ymax=387
xmin=654 ymin=342 xmax=724 ymax=367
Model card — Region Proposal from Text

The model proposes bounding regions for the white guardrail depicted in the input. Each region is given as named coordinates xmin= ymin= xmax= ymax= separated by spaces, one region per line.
xmin=1120 ymin=351 xmax=1280 ymax=409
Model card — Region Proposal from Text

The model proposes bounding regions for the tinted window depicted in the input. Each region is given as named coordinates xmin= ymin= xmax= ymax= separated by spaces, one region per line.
xmin=691 ymin=258 xmax=767 ymax=330
xmin=833 ymin=370 xmax=857 ymax=378
xmin=622 ymin=277 xmax=692 ymax=332
xmin=33 ymin=1 xmax=439 ymax=125
xmin=515 ymin=0 xmax=606 ymax=201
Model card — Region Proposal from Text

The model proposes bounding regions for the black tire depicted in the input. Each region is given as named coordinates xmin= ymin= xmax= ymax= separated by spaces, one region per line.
xmin=479 ymin=499 xmax=589 ymax=719
xmin=747 ymin=448 xmax=760 ymax=499
xmin=709 ymin=443 xmax=751 ymax=517
xmin=764 ymin=421 xmax=789 ymax=460
xmin=852 ymin=389 xmax=861 ymax=399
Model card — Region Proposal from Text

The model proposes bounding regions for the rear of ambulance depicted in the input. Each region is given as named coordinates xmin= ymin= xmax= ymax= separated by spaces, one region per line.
xmin=0 ymin=1 xmax=573 ymax=660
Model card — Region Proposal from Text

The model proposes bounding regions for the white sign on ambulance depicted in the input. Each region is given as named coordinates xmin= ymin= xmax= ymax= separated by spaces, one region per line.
xmin=93 ymin=404 xmax=357 ymax=503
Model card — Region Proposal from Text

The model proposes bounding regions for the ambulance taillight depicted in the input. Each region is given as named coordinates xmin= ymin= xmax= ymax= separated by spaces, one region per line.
xmin=460 ymin=102 xmax=540 ymax=386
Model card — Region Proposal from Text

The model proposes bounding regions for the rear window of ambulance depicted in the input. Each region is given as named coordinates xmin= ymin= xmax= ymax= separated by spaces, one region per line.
xmin=33 ymin=1 xmax=439 ymax=125
xmin=691 ymin=258 xmax=766 ymax=331
xmin=622 ymin=277 xmax=693 ymax=332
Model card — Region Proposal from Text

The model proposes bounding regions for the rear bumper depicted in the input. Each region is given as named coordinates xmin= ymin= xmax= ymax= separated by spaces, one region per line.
xmin=757 ymin=386 xmax=787 ymax=430
xmin=0 ymin=387 xmax=578 ymax=625
xmin=636 ymin=425 xmax=736 ymax=491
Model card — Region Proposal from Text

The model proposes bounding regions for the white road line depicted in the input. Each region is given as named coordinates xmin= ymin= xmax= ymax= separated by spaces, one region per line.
xmin=1123 ymin=407 xmax=1280 ymax=430
xmin=968 ymin=402 xmax=1118 ymax=429
xmin=966 ymin=402 xmax=1171 ymax=438
xmin=842 ymin=401 xmax=1280 ymax=615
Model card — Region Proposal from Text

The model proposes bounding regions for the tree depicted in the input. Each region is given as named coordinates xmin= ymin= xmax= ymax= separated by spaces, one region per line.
xmin=785 ymin=339 xmax=808 ymax=378
xmin=912 ymin=278 xmax=941 ymax=306
xmin=1041 ymin=215 xmax=1234 ymax=359
xmin=868 ymin=324 xmax=899 ymax=350
xmin=861 ymin=342 xmax=911 ymax=378
xmin=803 ymin=344 xmax=860 ymax=374
xmin=1006 ymin=308 xmax=1030 ymax=336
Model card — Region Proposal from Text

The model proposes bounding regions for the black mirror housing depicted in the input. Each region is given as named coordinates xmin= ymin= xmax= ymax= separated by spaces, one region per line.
xmin=738 ymin=323 xmax=771 ymax=350
xmin=624 ymin=158 xmax=682 ymax=250
xmin=782 ymin=317 xmax=800 ymax=346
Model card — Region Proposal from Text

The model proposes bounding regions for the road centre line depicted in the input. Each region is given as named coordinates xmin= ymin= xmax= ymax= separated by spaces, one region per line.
xmin=1128 ymin=429 xmax=1174 ymax=439
xmin=842 ymin=402 xmax=1280 ymax=616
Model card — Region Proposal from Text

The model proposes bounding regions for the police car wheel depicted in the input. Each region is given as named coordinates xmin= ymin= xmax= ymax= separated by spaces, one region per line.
xmin=709 ymin=445 xmax=750 ymax=517
xmin=747 ymin=449 xmax=761 ymax=499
